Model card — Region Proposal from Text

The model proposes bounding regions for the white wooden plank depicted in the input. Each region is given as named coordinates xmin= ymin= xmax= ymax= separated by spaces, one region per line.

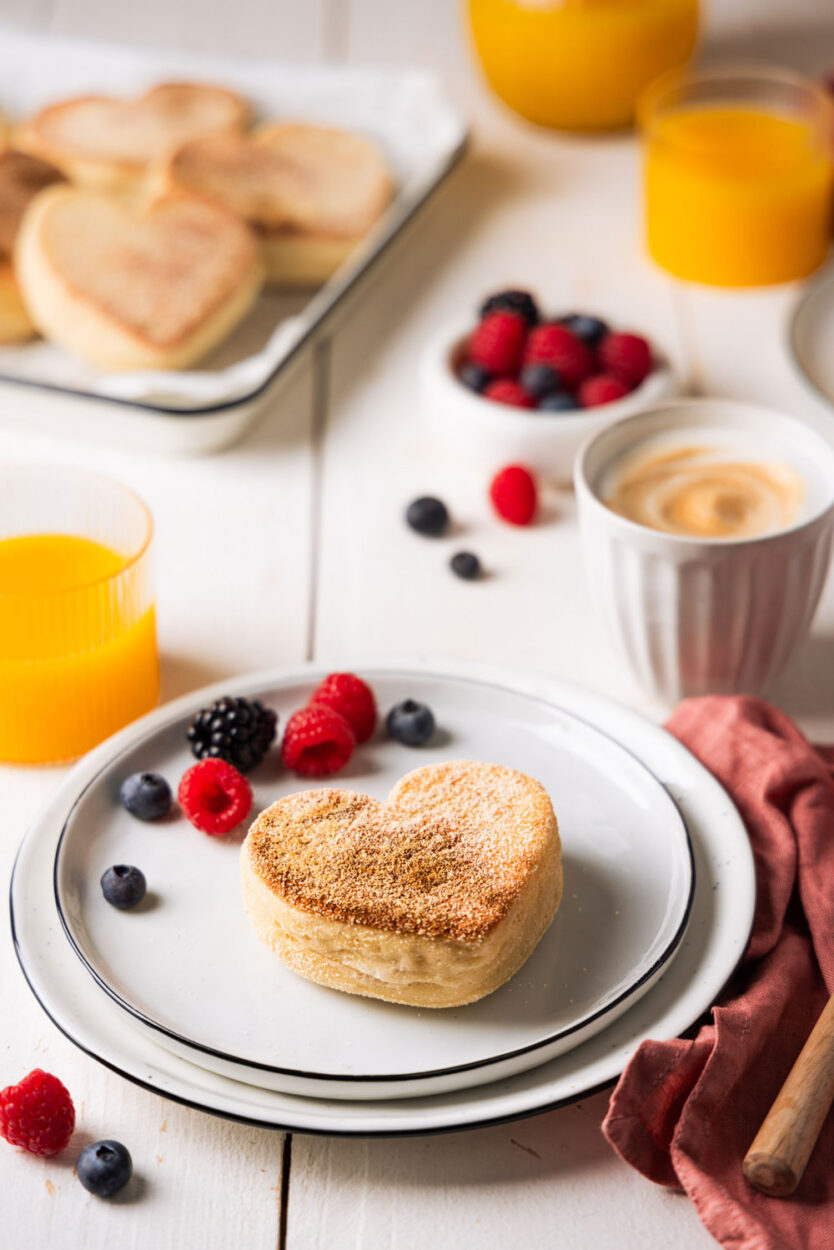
xmin=48 ymin=0 xmax=328 ymax=59
xmin=0 ymin=361 xmax=317 ymax=1250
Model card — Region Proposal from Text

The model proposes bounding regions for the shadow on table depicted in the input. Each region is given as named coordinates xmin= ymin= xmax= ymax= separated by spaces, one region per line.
xmin=703 ymin=19 xmax=834 ymax=76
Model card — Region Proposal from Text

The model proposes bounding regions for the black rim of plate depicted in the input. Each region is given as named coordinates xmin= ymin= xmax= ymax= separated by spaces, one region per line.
xmin=48 ymin=670 xmax=697 ymax=1087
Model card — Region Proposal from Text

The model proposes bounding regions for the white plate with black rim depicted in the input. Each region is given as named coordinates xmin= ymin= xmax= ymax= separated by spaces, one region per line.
xmin=13 ymin=661 xmax=753 ymax=1134
xmin=48 ymin=664 xmax=695 ymax=1101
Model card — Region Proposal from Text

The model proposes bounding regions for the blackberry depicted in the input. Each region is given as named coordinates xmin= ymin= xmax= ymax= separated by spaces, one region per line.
xmin=187 ymin=696 xmax=277 ymax=772
xmin=479 ymin=289 xmax=540 ymax=327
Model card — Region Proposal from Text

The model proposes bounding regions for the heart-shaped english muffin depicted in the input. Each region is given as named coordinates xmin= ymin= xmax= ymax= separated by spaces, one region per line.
xmin=0 ymin=150 xmax=65 ymax=259
xmin=16 ymin=186 xmax=263 ymax=371
xmin=241 ymin=761 xmax=562 ymax=1008
xmin=160 ymin=122 xmax=393 ymax=286
xmin=18 ymin=82 xmax=250 ymax=193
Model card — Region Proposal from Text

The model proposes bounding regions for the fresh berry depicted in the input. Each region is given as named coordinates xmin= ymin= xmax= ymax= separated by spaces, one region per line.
xmin=479 ymin=289 xmax=539 ymax=326
xmin=101 ymin=865 xmax=146 ymax=910
xmin=483 ymin=379 xmax=535 ymax=409
xmin=519 ymin=362 xmax=561 ymax=399
xmin=560 ymin=313 xmax=609 ymax=347
xmin=406 ymin=496 xmax=449 ymax=537
xmin=187 ymin=697 xmax=277 ymax=773
xmin=311 ymin=672 xmax=377 ymax=743
xmin=597 ymin=332 xmax=653 ymax=387
xmin=77 ymin=1140 xmax=132 ymax=1198
xmin=522 ymin=323 xmax=593 ymax=388
xmin=489 ymin=464 xmax=537 ymax=526
xmin=578 ymin=374 xmax=630 ymax=407
xmin=458 ymin=361 xmax=491 ymax=393
xmin=450 ymin=551 xmax=481 ymax=580
xmin=539 ymin=391 xmax=580 ymax=412
xmin=178 ymin=759 xmax=252 ymax=836
xmin=282 ymin=705 xmax=355 ymax=777
xmin=0 ymin=1070 xmax=75 ymax=1157
xmin=468 ymin=312 xmax=526 ymax=376
xmin=119 ymin=772 xmax=172 ymax=822
xmin=386 ymin=700 xmax=436 ymax=746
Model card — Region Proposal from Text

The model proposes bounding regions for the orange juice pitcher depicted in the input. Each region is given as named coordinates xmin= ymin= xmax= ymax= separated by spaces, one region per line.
xmin=467 ymin=0 xmax=699 ymax=131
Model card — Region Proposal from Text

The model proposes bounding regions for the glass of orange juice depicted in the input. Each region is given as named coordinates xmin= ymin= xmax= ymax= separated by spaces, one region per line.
xmin=0 ymin=467 xmax=159 ymax=763
xmin=641 ymin=66 xmax=834 ymax=287
xmin=467 ymin=0 xmax=699 ymax=132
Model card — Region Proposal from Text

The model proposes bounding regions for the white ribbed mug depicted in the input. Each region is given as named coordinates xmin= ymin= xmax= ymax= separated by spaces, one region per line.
xmin=574 ymin=400 xmax=834 ymax=702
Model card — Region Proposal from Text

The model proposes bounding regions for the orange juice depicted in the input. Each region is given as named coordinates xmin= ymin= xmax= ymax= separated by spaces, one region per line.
xmin=0 ymin=534 xmax=159 ymax=763
xmin=468 ymin=0 xmax=699 ymax=131
xmin=644 ymin=102 xmax=833 ymax=286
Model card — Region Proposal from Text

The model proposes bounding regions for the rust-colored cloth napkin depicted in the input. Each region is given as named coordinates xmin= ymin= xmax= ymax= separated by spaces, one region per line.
xmin=602 ymin=696 xmax=834 ymax=1250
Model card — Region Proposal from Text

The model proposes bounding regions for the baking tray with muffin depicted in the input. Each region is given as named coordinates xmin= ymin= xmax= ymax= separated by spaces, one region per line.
xmin=0 ymin=29 xmax=467 ymax=453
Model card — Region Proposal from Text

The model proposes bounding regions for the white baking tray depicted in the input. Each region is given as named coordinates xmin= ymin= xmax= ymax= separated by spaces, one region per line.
xmin=0 ymin=29 xmax=468 ymax=453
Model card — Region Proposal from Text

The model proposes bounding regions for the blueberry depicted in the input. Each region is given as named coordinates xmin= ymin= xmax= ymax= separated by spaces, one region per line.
xmin=406 ymin=496 xmax=449 ymax=537
xmin=458 ymin=361 xmax=491 ymax=393
xmin=77 ymin=1140 xmax=133 ymax=1198
xmin=519 ymin=363 xmax=561 ymax=399
xmin=560 ymin=314 xmax=609 ymax=347
xmin=120 ymin=772 xmax=172 ymax=821
xmin=101 ymin=865 xmax=146 ymax=911
xmin=386 ymin=700 xmax=436 ymax=747
xmin=479 ymin=289 xmax=540 ymax=326
xmin=538 ymin=391 xmax=580 ymax=412
xmin=450 ymin=551 xmax=481 ymax=580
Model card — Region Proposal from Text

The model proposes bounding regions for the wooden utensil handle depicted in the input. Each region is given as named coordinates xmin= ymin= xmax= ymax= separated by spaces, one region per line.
xmin=743 ymin=993 xmax=834 ymax=1197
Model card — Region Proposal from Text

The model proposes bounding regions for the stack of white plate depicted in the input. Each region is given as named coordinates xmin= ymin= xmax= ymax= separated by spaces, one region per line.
xmin=11 ymin=662 xmax=755 ymax=1136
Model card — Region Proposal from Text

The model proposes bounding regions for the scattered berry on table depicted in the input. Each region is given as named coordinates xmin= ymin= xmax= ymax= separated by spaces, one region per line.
xmin=178 ymin=758 xmax=252 ymax=836
xmin=77 ymin=1140 xmax=132 ymax=1198
xmin=450 ymin=551 xmax=481 ymax=580
xmin=101 ymin=865 xmax=147 ymax=910
xmin=483 ymin=379 xmax=535 ymax=409
xmin=490 ymin=464 xmax=538 ymax=526
xmin=538 ymin=391 xmax=580 ymax=412
xmin=386 ymin=700 xmax=436 ymax=747
xmin=597 ymin=332 xmax=653 ymax=387
xmin=0 ymin=1069 xmax=75 ymax=1157
xmin=519 ymin=362 xmax=561 ymax=399
xmin=560 ymin=313 xmax=609 ymax=347
xmin=468 ymin=311 xmax=527 ymax=376
xmin=187 ymin=696 xmax=277 ymax=773
xmin=405 ymin=496 xmax=450 ymax=537
xmin=522 ymin=323 xmax=593 ymax=388
xmin=282 ymin=705 xmax=355 ymax=777
xmin=458 ymin=360 xmax=492 ymax=393
xmin=479 ymin=289 xmax=540 ymax=326
xmin=119 ymin=772 xmax=172 ymax=822
xmin=311 ymin=672 xmax=377 ymax=743
xmin=579 ymin=374 xmax=630 ymax=407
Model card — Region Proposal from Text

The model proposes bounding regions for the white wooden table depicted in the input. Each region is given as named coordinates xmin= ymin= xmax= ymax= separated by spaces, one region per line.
xmin=2 ymin=0 xmax=834 ymax=1245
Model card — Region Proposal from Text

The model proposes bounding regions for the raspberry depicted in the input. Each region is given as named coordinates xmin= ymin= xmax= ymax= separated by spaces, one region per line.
xmin=522 ymin=323 xmax=593 ymax=388
xmin=489 ymin=464 xmax=538 ymax=526
xmin=311 ymin=672 xmax=377 ymax=743
xmin=282 ymin=705 xmax=355 ymax=777
xmin=467 ymin=312 xmax=526 ymax=376
xmin=483 ymin=379 xmax=535 ymax=409
xmin=0 ymin=1070 xmax=75 ymax=1157
xmin=178 ymin=758 xmax=252 ymax=836
xmin=597 ymin=332 xmax=653 ymax=387
xmin=578 ymin=374 xmax=630 ymax=407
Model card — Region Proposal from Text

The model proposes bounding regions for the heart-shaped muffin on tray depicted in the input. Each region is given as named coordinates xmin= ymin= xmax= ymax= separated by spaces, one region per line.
xmin=160 ymin=122 xmax=393 ymax=286
xmin=15 ymin=185 xmax=263 ymax=371
xmin=241 ymin=761 xmax=562 ymax=1008
xmin=17 ymin=82 xmax=250 ymax=193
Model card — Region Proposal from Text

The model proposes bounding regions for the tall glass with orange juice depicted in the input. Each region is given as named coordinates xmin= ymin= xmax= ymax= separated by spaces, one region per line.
xmin=467 ymin=0 xmax=699 ymax=131
xmin=0 ymin=468 xmax=158 ymax=763
xmin=641 ymin=67 xmax=834 ymax=287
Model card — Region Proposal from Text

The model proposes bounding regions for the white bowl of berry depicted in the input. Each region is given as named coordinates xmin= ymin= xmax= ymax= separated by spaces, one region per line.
xmin=420 ymin=290 xmax=682 ymax=482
